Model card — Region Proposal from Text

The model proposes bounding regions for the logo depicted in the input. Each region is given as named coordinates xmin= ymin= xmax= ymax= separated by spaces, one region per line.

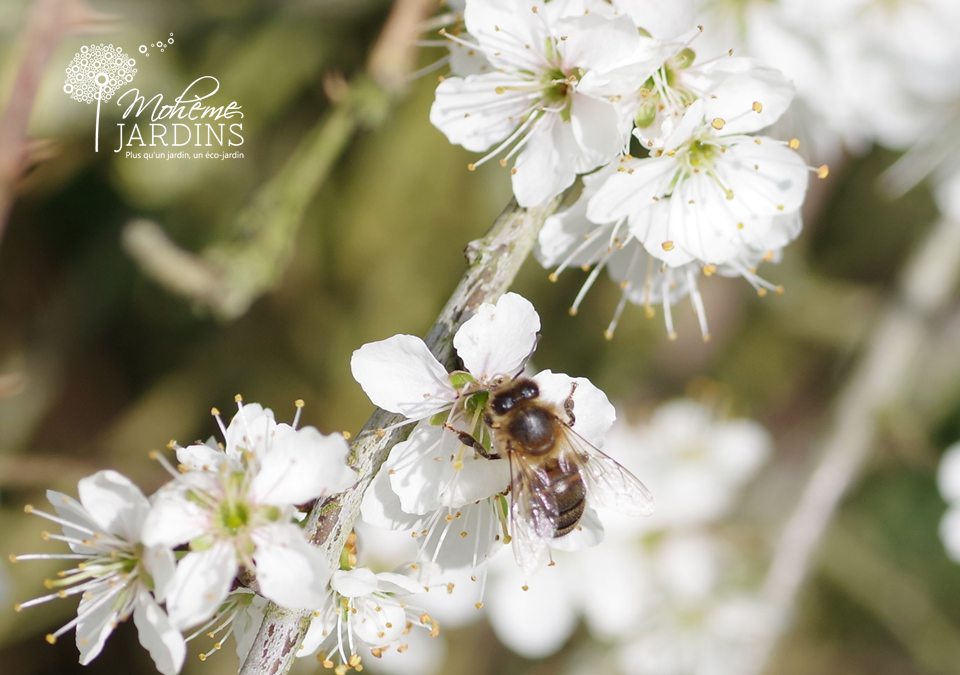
xmin=62 ymin=44 xmax=137 ymax=151
xmin=61 ymin=34 xmax=244 ymax=160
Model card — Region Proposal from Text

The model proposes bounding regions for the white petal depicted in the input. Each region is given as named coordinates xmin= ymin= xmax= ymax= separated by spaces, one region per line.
xmin=553 ymin=13 xmax=641 ymax=73
xmin=132 ymin=591 xmax=187 ymax=675
xmin=535 ymin=166 xmax=614 ymax=268
xmin=385 ymin=423 xmax=511 ymax=516
xmin=330 ymin=568 xmax=379 ymax=598
xmin=359 ymin=465 xmax=427 ymax=530
xmin=141 ymin=488 xmax=210 ymax=548
xmin=701 ymin=60 xmax=795 ymax=136
xmin=661 ymin=98 xmax=706 ymax=151
xmin=487 ymin=559 xmax=577 ymax=657
xmin=718 ymin=137 xmax=810 ymax=217
xmin=709 ymin=420 xmax=772 ymax=483
xmin=252 ymin=524 xmax=331 ymax=609
xmin=77 ymin=470 xmax=150 ymax=542
xmin=511 ymin=115 xmax=579 ymax=207
xmin=455 ymin=293 xmax=540 ymax=381
xmin=76 ymin=593 xmax=118 ymax=665
xmin=375 ymin=571 xmax=425 ymax=595
xmin=531 ymin=370 xmax=615 ymax=447
xmin=430 ymin=73 xmax=530 ymax=152
xmin=940 ymin=507 xmax=960 ymax=563
xmin=351 ymin=335 xmax=457 ymax=418
xmin=613 ymin=0 xmax=696 ymax=39
xmin=654 ymin=532 xmax=719 ymax=600
xmin=938 ymin=442 xmax=960 ymax=503
xmin=143 ymin=545 xmax=177 ymax=603
xmin=423 ymin=501 xmax=506 ymax=573
xmin=233 ymin=592 xmax=268 ymax=663
xmin=464 ymin=0 xmax=544 ymax=62
xmin=586 ymin=154 xmax=676 ymax=225
xmin=549 ymin=506 xmax=604 ymax=551
xmin=48 ymin=490 xmax=102 ymax=555
xmin=225 ymin=403 xmax=277 ymax=461
xmin=569 ymin=93 xmax=623 ymax=172
xmin=447 ymin=35 xmax=493 ymax=77
xmin=251 ymin=426 xmax=355 ymax=506
xmin=353 ymin=596 xmax=408 ymax=646
xmin=298 ymin=606 xmax=335 ymax=657
xmin=166 ymin=542 xmax=237 ymax=630
xmin=176 ymin=443 xmax=227 ymax=473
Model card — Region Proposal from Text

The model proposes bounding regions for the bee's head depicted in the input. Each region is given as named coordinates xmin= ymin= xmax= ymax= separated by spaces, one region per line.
xmin=489 ymin=378 xmax=539 ymax=416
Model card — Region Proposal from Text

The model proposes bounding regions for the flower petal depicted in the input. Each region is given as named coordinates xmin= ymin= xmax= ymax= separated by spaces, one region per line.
xmin=132 ymin=590 xmax=187 ymax=675
xmin=251 ymin=426 xmax=355 ymax=506
xmin=454 ymin=293 xmax=540 ymax=381
xmin=252 ymin=524 xmax=331 ymax=609
xmin=165 ymin=541 xmax=237 ymax=629
xmin=330 ymin=568 xmax=379 ymax=598
xmin=351 ymin=335 xmax=456 ymax=418
xmin=76 ymin=593 xmax=119 ymax=665
xmin=532 ymin=370 xmax=616 ymax=447
xmin=141 ymin=487 xmax=210 ymax=549
xmin=77 ymin=470 xmax=150 ymax=542
xmin=225 ymin=403 xmax=277 ymax=462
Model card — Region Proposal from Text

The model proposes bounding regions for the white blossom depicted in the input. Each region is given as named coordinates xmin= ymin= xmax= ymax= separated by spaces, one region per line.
xmin=12 ymin=471 xmax=185 ymax=675
xmin=142 ymin=400 xmax=355 ymax=629
xmin=297 ymin=567 xmax=438 ymax=670
xmin=352 ymin=293 xmax=621 ymax=580
xmin=429 ymin=0 xmax=652 ymax=206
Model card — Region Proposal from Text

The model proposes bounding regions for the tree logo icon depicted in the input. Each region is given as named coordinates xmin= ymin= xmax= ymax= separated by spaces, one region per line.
xmin=62 ymin=44 xmax=137 ymax=152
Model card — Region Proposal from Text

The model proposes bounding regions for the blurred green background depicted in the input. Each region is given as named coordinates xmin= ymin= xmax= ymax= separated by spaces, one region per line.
xmin=1 ymin=1 xmax=960 ymax=674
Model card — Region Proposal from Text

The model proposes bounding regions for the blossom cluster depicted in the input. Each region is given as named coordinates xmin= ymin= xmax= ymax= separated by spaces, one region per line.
xmin=12 ymin=293 xmax=651 ymax=674
xmin=10 ymin=400 xmax=387 ymax=673
xmin=429 ymin=0 xmax=825 ymax=339
xmin=353 ymin=292 xmax=653 ymax=605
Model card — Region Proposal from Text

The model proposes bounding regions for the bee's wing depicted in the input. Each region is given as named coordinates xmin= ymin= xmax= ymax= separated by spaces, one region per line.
xmin=507 ymin=450 xmax=557 ymax=576
xmin=560 ymin=425 xmax=655 ymax=517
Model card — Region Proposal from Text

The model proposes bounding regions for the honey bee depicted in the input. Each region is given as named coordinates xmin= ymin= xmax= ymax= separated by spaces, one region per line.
xmin=476 ymin=376 xmax=654 ymax=574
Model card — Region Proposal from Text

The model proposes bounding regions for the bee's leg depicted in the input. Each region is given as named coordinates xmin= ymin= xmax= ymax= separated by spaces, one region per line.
xmin=443 ymin=424 xmax=502 ymax=460
xmin=563 ymin=382 xmax=578 ymax=427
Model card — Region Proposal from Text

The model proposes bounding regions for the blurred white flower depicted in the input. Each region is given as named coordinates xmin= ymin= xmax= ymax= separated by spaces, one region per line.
xmin=142 ymin=400 xmax=355 ymax=629
xmin=618 ymin=590 xmax=771 ymax=675
xmin=607 ymin=398 xmax=772 ymax=530
xmin=937 ymin=441 xmax=960 ymax=562
xmin=13 ymin=470 xmax=185 ymax=675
